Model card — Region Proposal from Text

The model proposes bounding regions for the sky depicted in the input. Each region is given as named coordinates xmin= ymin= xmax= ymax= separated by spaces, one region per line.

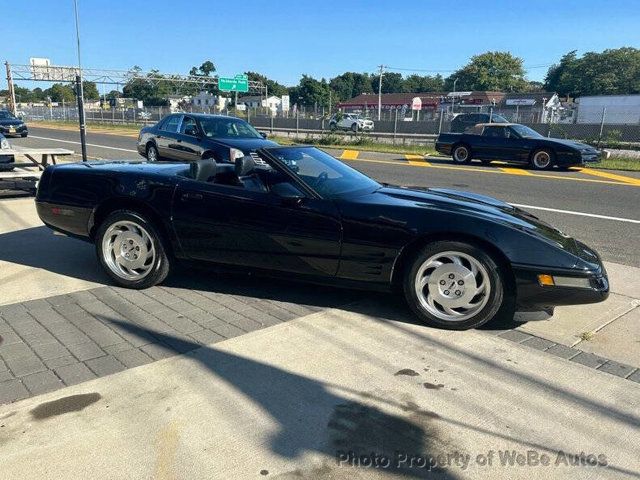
xmin=3 ymin=0 xmax=640 ymax=90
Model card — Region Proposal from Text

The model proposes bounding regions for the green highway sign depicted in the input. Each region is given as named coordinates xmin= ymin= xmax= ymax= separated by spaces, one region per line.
xmin=218 ymin=74 xmax=249 ymax=93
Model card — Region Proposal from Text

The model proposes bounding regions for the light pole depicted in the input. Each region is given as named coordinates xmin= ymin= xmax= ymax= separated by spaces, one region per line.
xmin=377 ymin=64 xmax=386 ymax=121
xmin=451 ymin=78 xmax=459 ymax=116
xmin=73 ymin=0 xmax=87 ymax=161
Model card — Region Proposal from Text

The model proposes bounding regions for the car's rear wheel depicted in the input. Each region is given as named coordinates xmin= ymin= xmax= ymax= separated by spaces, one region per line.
xmin=351 ymin=123 xmax=358 ymax=133
xmin=329 ymin=123 xmax=337 ymax=131
xmin=403 ymin=241 xmax=505 ymax=330
xmin=531 ymin=148 xmax=554 ymax=170
xmin=146 ymin=143 xmax=160 ymax=162
xmin=95 ymin=210 xmax=170 ymax=289
xmin=452 ymin=144 xmax=471 ymax=164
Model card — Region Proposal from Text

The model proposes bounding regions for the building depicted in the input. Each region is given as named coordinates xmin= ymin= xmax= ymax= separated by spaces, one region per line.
xmin=338 ymin=91 xmax=506 ymax=119
xmin=575 ymin=95 xmax=640 ymax=125
xmin=167 ymin=95 xmax=192 ymax=112
xmin=238 ymin=95 xmax=287 ymax=114
xmin=498 ymin=92 xmax=561 ymax=123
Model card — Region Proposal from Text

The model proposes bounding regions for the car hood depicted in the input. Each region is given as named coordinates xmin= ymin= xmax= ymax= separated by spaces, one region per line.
xmin=542 ymin=138 xmax=598 ymax=152
xmin=211 ymin=137 xmax=279 ymax=152
xmin=0 ymin=119 xmax=24 ymax=126
xmin=374 ymin=185 xmax=591 ymax=260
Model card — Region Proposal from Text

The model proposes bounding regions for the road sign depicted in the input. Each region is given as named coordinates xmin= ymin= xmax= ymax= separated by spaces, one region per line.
xmin=219 ymin=74 xmax=249 ymax=93
xmin=411 ymin=97 xmax=422 ymax=111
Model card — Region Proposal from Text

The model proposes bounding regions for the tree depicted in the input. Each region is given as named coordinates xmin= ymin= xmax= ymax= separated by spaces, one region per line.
xmin=372 ymin=72 xmax=404 ymax=94
xmin=329 ymin=72 xmax=374 ymax=101
xmin=244 ymin=71 xmax=288 ymax=97
xmin=544 ymin=47 xmax=640 ymax=96
xmin=189 ymin=60 xmax=216 ymax=77
xmin=444 ymin=51 xmax=527 ymax=92
xmin=44 ymin=83 xmax=76 ymax=103
xmin=290 ymin=75 xmax=330 ymax=107
xmin=82 ymin=81 xmax=100 ymax=100
xmin=402 ymin=74 xmax=444 ymax=93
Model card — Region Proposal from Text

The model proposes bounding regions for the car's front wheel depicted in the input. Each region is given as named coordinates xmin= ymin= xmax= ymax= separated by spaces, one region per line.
xmin=403 ymin=241 xmax=505 ymax=330
xmin=530 ymin=148 xmax=554 ymax=170
xmin=95 ymin=210 xmax=170 ymax=289
xmin=452 ymin=144 xmax=471 ymax=164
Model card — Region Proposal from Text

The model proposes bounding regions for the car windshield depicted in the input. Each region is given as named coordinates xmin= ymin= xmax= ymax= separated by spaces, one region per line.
xmin=510 ymin=124 xmax=543 ymax=138
xmin=0 ymin=111 xmax=16 ymax=119
xmin=491 ymin=114 xmax=508 ymax=123
xmin=198 ymin=117 xmax=262 ymax=139
xmin=267 ymin=146 xmax=380 ymax=198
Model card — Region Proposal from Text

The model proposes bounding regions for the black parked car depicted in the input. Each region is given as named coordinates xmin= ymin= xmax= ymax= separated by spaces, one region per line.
xmin=436 ymin=123 xmax=605 ymax=170
xmin=137 ymin=113 xmax=277 ymax=164
xmin=450 ymin=112 xmax=508 ymax=133
xmin=36 ymin=146 xmax=608 ymax=330
xmin=0 ymin=110 xmax=28 ymax=137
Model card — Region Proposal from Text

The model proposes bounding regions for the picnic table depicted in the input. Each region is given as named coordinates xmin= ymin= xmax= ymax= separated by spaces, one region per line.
xmin=5 ymin=147 xmax=75 ymax=170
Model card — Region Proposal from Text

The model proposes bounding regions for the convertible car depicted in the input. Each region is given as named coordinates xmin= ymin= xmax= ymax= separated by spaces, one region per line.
xmin=35 ymin=146 xmax=608 ymax=330
xmin=436 ymin=123 xmax=606 ymax=169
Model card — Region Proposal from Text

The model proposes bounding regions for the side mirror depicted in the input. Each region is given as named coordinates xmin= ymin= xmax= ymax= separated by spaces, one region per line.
xmin=260 ymin=131 xmax=268 ymax=139
xmin=184 ymin=126 xmax=198 ymax=137
xmin=271 ymin=182 xmax=304 ymax=205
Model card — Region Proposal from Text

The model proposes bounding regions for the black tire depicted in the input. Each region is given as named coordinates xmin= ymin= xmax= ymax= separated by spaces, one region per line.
xmin=95 ymin=210 xmax=170 ymax=289
xmin=452 ymin=144 xmax=471 ymax=164
xmin=403 ymin=241 xmax=505 ymax=330
xmin=329 ymin=123 xmax=337 ymax=132
xmin=21 ymin=133 xmax=28 ymax=138
xmin=146 ymin=143 xmax=161 ymax=162
xmin=530 ymin=148 xmax=554 ymax=170
xmin=351 ymin=123 xmax=358 ymax=133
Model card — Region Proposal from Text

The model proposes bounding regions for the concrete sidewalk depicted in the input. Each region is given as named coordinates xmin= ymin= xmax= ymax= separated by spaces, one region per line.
xmin=0 ymin=308 xmax=638 ymax=479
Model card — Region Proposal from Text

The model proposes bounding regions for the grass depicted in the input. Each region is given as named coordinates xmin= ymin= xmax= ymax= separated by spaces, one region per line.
xmin=596 ymin=156 xmax=640 ymax=172
xmin=579 ymin=331 xmax=595 ymax=341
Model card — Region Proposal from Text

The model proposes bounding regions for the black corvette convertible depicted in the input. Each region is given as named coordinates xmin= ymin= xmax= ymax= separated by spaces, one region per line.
xmin=35 ymin=146 xmax=608 ymax=330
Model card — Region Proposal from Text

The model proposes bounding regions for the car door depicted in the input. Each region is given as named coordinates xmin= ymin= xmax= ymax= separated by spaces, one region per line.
xmin=173 ymin=115 xmax=203 ymax=162
xmin=155 ymin=115 xmax=182 ymax=159
xmin=476 ymin=125 xmax=510 ymax=159
xmin=338 ymin=114 xmax=353 ymax=129
xmin=171 ymin=173 xmax=342 ymax=277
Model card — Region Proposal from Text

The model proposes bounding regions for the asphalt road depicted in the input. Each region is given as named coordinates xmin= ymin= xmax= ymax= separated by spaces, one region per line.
xmin=11 ymin=125 xmax=640 ymax=267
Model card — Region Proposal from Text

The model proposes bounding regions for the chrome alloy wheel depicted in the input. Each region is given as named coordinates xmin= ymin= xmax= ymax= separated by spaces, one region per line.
xmin=102 ymin=220 xmax=156 ymax=281
xmin=414 ymin=251 xmax=491 ymax=322
xmin=453 ymin=146 xmax=469 ymax=163
xmin=532 ymin=150 xmax=551 ymax=169
xmin=147 ymin=145 xmax=158 ymax=162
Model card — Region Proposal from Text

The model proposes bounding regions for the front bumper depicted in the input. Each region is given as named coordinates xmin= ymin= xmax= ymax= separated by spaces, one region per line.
xmin=0 ymin=124 xmax=28 ymax=136
xmin=513 ymin=265 xmax=609 ymax=312
xmin=557 ymin=149 xmax=605 ymax=166
xmin=358 ymin=124 xmax=374 ymax=131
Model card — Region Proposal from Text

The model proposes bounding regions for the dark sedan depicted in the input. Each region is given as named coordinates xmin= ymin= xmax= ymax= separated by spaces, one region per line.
xmin=436 ymin=123 xmax=606 ymax=170
xmin=0 ymin=110 xmax=28 ymax=137
xmin=137 ymin=113 xmax=277 ymax=164
xmin=35 ymin=146 xmax=608 ymax=330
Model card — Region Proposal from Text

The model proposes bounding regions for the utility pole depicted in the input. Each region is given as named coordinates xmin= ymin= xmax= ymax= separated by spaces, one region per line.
xmin=5 ymin=62 xmax=17 ymax=116
xmin=73 ymin=0 xmax=87 ymax=161
xmin=451 ymin=78 xmax=459 ymax=116
xmin=328 ymin=89 xmax=332 ymax=115
xmin=377 ymin=64 xmax=386 ymax=121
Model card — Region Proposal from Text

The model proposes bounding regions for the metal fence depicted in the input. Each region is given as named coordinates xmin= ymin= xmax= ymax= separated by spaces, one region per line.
xmin=17 ymin=105 xmax=640 ymax=148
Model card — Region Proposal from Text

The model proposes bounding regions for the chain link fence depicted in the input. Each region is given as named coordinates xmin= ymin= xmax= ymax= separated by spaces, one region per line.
xmin=16 ymin=104 xmax=640 ymax=149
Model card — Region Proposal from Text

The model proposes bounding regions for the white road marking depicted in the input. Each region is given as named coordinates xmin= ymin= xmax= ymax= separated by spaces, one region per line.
xmin=511 ymin=203 xmax=640 ymax=224
xmin=28 ymin=135 xmax=138 ymax=153
xmin=23 ymin=133 xmax=640 ymax=225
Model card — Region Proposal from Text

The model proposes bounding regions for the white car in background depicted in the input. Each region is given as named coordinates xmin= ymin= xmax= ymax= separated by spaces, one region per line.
xmin=329 ymin=113 xmax=374 ymax=132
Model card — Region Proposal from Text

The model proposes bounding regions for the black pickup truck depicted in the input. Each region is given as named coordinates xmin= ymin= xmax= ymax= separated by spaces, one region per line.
xmin=435 ymin=123 xmax=605 ymax=170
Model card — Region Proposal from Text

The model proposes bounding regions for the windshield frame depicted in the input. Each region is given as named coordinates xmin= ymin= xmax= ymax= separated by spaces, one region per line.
xmin=0 ymin=111 xmax=16 ymax=120
xmin=197 ymin=116 xmax=263 ymax=139
xmin=258 ymin=145 xmax=381 ymax=200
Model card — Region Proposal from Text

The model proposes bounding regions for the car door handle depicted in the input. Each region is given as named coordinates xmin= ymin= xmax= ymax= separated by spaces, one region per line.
xmin=181 ymin=192 xmax=203 ymax=201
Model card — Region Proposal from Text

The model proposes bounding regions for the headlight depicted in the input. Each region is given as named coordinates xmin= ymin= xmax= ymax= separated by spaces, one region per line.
xmin=229 ymin=147 xmax=245 ymax=161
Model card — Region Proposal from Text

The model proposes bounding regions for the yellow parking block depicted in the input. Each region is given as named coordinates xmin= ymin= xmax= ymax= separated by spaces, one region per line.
xmin=573 ymin=167 xmax=640 ymax=186
xmin=500 ymin=167 xmax=534 ymax=175
xmin=340 ymin=150 xmax=360 ymax=160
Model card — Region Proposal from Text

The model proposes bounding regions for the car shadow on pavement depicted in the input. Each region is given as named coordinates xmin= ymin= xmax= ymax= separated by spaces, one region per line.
xmin=109 ymin=318 xmax=459 ymax=479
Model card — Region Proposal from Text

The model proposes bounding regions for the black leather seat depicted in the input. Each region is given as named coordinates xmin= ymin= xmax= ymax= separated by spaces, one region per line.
xmin=235 ymin=156 xmax=267 ymax=192
xmin=190 ymin=158 xmax=217 ymax=182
